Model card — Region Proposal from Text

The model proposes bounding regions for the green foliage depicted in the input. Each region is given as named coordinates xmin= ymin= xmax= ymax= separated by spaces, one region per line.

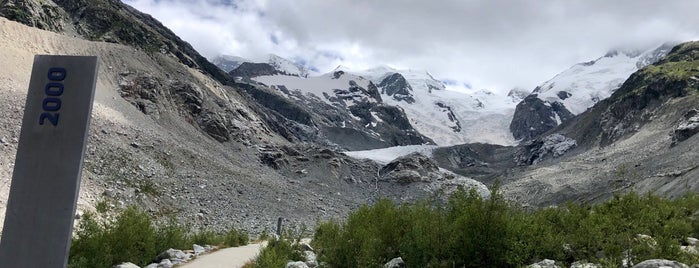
xmin=225 ymin=226 xmax=250 ymax=247
xmin=250 ymin=238 xmax=302 ymax=268
xmin=312 ymin=190 xmax=699 ymax=268
xmin=68 ymin=206 xmax=249 ymax=267
xmin=69 ymin=206 xmax=156 ymax=267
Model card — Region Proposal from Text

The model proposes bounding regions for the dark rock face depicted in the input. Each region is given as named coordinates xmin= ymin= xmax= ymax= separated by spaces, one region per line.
xmin=379 ymin=153 xmax=440 ymax=185
xmin=436 ymin=102 xmax=462 ymax=132
xmin=597 ymin=43 xmax=699 ymax=146
xmin=378 ymin=73 xmax=415 ymax=103
xmin=671 ymin=110 xmax=699 ymax=146
xmin=0 ymin=0 xmax=66 ymax=31
xmin=514 ymin=134 xmax=577 ymax=166
xmin=117 ymin=72 xmax=256 ymax=142
xmin=236 ymin=81 xmax=433 ymax=150
xmin=42 ymin=0 xmax=233 ymax=84
xmin=229 ymin=62 xmax=282 ymax=78
xmin=509 ymin=95 xmax=574 ymax=141
xmin=557 ymin=91 xmax=572 ymax=100
xmin=432 ymin=143 xmax=516 ymax=184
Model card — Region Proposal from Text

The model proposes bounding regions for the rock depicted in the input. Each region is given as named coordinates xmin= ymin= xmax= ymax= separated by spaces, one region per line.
xmin=230 ymin=62 xmax=282 ymax=77
xmin=304 ymin=251 xmax=318 ymax=267
xmin=286 ymin=261 xmax=310 ymax=268
xmin=144 ymin=264 xmax=158 ymax=268
xmin=157 ymin=259 xmax=173 ymax=268
xmin=113 ymin=263 xmax=140 ymax=268
xmin=687 ymin=237 xmax=699 ymax=246
xmin=378 ymin=73 xmax=415 ymax=103
xmin=379 ymin=152 xmax=441 ymax=184
xmin=528 ymin=259 xmax=560 ymax=268
xmin=631 ymin=259 xmax=689 ymax=268
xmin=156 ymin=248 xmax=186 ymax=261
xmin=193 ymin=244 xmax=206 ymax=255
xmin=570 ymin=262 xmax=599 ymax=268
xmin=672 ymin=112 xmax=699 ymax=146
xmin=681 ymin=245 xmax=698 ymax=255
xmin=299 ymin=242 xmax=314 ymax=251
xmin=510 ymin=95 xmax=574 ymax=141
xmin=384 ymin=257 xmax=406 ymax=268
xmin=515 ymin=134 xmax=577 ymax=165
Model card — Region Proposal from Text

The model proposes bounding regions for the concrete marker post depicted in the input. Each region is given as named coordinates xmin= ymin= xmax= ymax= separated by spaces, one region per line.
xmin=0 ymin=55 xmax=99 ymax=268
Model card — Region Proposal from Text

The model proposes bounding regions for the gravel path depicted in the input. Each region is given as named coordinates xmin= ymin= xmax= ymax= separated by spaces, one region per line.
xmin=179 ymin=242 xmax=268 ymax=268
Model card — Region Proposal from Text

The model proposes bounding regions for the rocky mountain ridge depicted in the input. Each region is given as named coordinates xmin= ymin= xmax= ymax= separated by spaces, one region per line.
xmin=0 ymin=1 xmax=474 ymax=235
xmin=1 ymin=0 xmax=697 ymax=238
xmin=510 ymin=43 xmax=675 ymax=141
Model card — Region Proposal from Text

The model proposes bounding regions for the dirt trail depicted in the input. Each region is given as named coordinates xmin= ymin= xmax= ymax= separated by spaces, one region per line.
xmin=178 ymin=242 xmax=268 ymax=268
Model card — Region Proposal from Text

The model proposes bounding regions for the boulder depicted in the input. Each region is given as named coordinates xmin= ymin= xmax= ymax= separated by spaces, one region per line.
xmin=527 ymin=259 xmax=560 ymax=268
xmin=286 ymin=261 xmax=310 ymax=268
xmin=156 ymin=248 xmax=187 ymax=261
xmin=113 ymin=263 xmax=140 ymax=268
xmin=384 ymin=257 xmax=406 ymax=268
xmin=380 ymin=152 xmax=441 ymax=184
xmin=193 ymin=244 xmax=206 ymax=255
xmin=304 ymin=250 xmax=318 ymax=267
xmin=672 ymin=111 xmax=699 ymax=146
xmin=570 ymin=262 xmax=599 ymax=268
xmin=630 ymin=259 xmax=689 ymax=268
xmin=687 ymin=237 xmax=699 ymax=246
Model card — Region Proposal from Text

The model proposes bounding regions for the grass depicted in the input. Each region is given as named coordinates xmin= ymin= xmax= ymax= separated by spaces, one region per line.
xmin=68 ymin=206 xmax=249 ymax=267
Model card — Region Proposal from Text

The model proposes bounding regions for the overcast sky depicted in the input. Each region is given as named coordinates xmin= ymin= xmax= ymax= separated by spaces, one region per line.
xmin=125 ymin=0 xmax=699 ymax=94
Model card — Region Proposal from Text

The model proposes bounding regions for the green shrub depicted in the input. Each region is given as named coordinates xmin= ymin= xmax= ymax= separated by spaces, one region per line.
xmin=311 ymin=189 xmax=699 ymax=268
xmin=69 ymin=206 xmax=156 ymax=267
xmin=69 ymin=206 xmax=249 ymax=267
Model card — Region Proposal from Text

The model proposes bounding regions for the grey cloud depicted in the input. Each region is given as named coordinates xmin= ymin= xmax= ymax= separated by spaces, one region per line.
xmin=127 ymin=0 xmax=699 ymax=93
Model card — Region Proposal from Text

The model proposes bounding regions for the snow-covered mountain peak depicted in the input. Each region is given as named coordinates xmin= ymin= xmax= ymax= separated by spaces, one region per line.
xmin=532 ymin=43 xmax=674 ymax=115
xmin=265 ymin=53 xmax=310 ymax=77
xmin=212 ymin=54 xmax=251 ymax=72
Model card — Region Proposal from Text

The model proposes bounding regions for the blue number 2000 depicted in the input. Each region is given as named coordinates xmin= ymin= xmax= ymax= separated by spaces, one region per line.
xmin=39 ymin=68 xmax=66 ymax=126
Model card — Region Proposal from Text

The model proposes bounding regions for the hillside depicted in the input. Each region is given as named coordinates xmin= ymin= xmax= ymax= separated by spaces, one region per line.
xmin=0 ymin=2 xmax=481 ymax=234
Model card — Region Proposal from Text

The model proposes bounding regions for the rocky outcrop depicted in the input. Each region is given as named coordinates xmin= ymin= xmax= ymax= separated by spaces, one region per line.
xmin=379 ymin=73 xmax=415 ymax=103
xmin=630 ymin=259 xmax=689 ymax=268
xmin=379 ymin=153 xmax=441 ymax=184
xmin=117 ymin=72 xmax=256 ymax=143
xmin=514 ymin=134 xmax=577 ymax=166
xmin=510 ymin=95 xmax=574 ymax=141
xmin=236 ymin=80 xmax=433 ymax=150
xmin=597 ymin=43 xmax=699 ymax=146
xmin=0 ymin=0 xmax=66 ymax=31
xmin=113 ymin=263 xmax=140 ymax=268
xmin=435 ymin=102 xmax=462 ymax=132
xmin=384 ymin=257 xmax=406 ymax=268
xmin=229 ymin=62 xmax=282 ymax=78
xmin=672 ymin=109 xmax=699 ymax=146
xmin=527 ymin=259 xmax=560 ymax=268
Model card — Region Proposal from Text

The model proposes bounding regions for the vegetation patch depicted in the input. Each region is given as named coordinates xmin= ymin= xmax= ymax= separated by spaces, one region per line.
xmin=309 ymin=188 xmax=699 ymax=267
xmin=68 ymin=206 xmax=249 ymax=267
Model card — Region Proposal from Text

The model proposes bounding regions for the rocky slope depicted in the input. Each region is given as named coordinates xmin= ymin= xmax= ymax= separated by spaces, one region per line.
xmin=0 ymin=1 xmax=477 ymax=235
xmin=500 ymin=41 xmax=699 ymax=206
xmin=236 ymin=69 xmax=435 ymax=150
xmin=229 ymin=61 xmax=521 ymax=147
xmin=510 ymin=44 xmax=675 ymax=141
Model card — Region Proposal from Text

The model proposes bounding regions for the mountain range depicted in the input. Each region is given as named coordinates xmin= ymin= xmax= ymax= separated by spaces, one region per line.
xmin=0 ymin=0 xmax=697 ymax=235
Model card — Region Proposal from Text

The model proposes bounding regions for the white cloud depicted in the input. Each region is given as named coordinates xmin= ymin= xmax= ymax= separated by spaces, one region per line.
xmin=125 ymin=0 xmax=699 ymax=94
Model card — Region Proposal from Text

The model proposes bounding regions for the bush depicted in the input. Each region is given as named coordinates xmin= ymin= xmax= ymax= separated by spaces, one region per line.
xmin=311 ymin=189 xmax=699 ymax=268
xmin=69 ymin=206 xmax=156 ymax=267
xmin=68 ymin=206 xmax=250 ymax=267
